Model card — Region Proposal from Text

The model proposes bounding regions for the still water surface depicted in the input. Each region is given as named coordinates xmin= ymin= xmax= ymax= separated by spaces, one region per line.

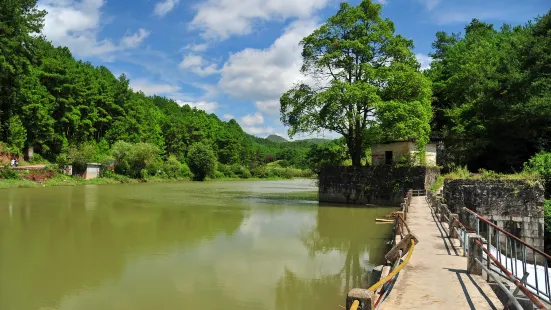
xmin=0 ymin=180 xmax=393 ymax=310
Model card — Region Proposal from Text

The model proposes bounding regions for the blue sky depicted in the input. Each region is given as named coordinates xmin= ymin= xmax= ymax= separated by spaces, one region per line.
xmin=37 ymin=0 xmax=550 ymax=139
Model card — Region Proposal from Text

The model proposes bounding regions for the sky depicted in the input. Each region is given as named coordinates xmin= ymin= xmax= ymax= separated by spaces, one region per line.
xmin=36 ymin=0 xmax=550 ymax=139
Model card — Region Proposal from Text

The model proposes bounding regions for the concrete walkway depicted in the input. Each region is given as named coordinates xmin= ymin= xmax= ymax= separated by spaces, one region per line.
xmin=381 ymin=196 xmax=503 ymax=310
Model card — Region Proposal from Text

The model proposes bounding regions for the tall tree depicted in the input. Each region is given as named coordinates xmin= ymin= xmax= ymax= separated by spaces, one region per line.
xmin=0 ymin=0 xmax=45 ymax=140
xmin=427 ymin=15 xmax=551 ymax=171
xmin=280 ymin=0 xmax=432 ymax=166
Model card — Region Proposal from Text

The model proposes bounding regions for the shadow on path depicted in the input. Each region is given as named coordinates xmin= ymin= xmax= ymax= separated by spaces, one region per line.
xmin=446 ymin=268 xmax=499 ymax=310
xmin=428 ymin=203 xmax=459 ymax=256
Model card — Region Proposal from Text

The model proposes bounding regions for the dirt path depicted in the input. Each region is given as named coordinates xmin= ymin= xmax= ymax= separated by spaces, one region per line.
xmin=381 ymin=196 xmax=503 ymax=310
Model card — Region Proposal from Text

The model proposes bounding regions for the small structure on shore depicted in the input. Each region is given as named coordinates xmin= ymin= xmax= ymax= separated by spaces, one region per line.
xmin=371 ymin=139 xmax=437 ymax=166
xmin=84 ymin=163 xmax=101 ymax=180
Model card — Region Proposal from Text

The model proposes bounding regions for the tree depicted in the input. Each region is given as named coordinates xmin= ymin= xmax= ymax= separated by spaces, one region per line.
xmin=7 ymin=115 xmax=26 ymax=154
xmin=187 ymin=142 xmax=217 ymax=181
xmin=524 ymin=151 xmax=551 ymax=198
xmin=306 ymin=139 xmax=348 ymax=173
xmin=280 ymin=0 xmax=432 ymax=167
xmin=0 ymin=0 xmax=45 ymax=141
xmin=427 ymin=15 xmax=551 ymax=171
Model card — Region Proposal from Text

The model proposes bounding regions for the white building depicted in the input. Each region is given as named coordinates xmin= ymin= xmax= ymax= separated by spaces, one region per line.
xmin=371 ymin=140 xmax=437 ymax=166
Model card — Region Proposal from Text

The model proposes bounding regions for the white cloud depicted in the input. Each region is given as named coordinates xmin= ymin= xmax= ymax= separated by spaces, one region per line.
xmin=242 ymin=126 xmax=274 ymax=135
xmin=121 ymin=28 xmax=150 ymax=48
xmin=38 ymin=0 xmax=149 ymax=58
xmin=179 ymin=54 xmax=219 ymax=77
xmin=176 ymin=100 xmax=219 ymax=113
xmin=154 ymin=0 xmax=179 ymax=17
xmin=240 ymin=112 xmax=264 ymax=126
xmin=374 ymin=0 xmax=388 ymax=4
xmin=190 ymin=0 xmax=329 ymax=39
xmin=254 ymin=100 xmax=280 ymax=115
xmin=415 ymin=53 xmax=432 ymax=70
xmin=130 ymin=80 xmax=180 ymax=96
xmin=222 ymin=114 xmax=235 ymax=120
xmin=219 ymin=19 xmax=318 ymax=115
xmin=417 ymin=0 xmax=440 ymax=11
xmin=183 ymin=43 xmax=209 ymax=52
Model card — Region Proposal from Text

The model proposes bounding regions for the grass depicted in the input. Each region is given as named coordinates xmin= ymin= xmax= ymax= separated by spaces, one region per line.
xmin=0 ymin=169 xmax=315 ymax=189
xmin=443 ymin=166 xmax=540 ymax=181
xmin=429 ymin=175 xmax=445 ymax=192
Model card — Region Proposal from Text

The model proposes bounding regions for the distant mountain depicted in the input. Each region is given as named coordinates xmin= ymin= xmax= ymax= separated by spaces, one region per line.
xmin=266 ymin=134 xmax=288 ymax=143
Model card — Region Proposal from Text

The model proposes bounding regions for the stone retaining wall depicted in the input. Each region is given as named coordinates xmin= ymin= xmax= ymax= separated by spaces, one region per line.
xmin=444 ymin=179 xmax=545 ymax=253
xmin=318 ymin=166 xmax=439 ymax=206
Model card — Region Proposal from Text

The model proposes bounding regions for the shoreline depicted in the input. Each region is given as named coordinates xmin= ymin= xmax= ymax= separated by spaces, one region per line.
xmin=0 ymin=176 xmax=317 ymax=189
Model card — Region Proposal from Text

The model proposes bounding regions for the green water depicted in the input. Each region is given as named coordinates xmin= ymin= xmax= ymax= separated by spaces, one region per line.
xmin=0 ymin=179 xmax=394 ymax=310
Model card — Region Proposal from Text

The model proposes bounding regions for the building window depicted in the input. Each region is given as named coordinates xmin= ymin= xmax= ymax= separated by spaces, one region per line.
xmin=385 ymin=151 xmax=393 ymax=165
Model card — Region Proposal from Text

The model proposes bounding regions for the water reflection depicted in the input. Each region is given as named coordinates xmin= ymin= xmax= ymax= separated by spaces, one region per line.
xmin=0 ymin=180 xmax=393 ymax=310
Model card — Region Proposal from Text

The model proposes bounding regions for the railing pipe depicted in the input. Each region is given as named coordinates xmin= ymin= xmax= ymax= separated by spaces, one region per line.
xmin=474 ymin=258 xmax=524 ymax=310
xmin=464 ymin=207 xmax=551 ymax=261
xmin=475 ymin=239 xmax=546 ymax=309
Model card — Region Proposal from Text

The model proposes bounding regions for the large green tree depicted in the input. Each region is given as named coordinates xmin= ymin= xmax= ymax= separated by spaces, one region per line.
xmin=0 ymin=0 xmax=45 ymax=141
xmin=280 ymin=0 xmax=432 ymax=167
xmin=427 ymin=13 xmax=551 ymax=171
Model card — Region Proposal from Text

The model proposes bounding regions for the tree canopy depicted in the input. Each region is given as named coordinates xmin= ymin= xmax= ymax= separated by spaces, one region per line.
xmin=280 ymin=0 xmax=432 ymax=166
xmin=427 ymin=12 xmax=551 ymax=172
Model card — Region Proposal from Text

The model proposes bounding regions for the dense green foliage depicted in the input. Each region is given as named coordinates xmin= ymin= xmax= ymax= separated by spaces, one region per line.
xmin=428 ymin=12 xmax=551 ymax=172
xmin=306 ymin=138 xmax=348 ymax=173
xmin=187 ymin=142 xmax=217 ymax=181
xmin=524 ymin=152 xmax=551 ymax=198
xmin=280 ymin=0 xmax=432 ymax=167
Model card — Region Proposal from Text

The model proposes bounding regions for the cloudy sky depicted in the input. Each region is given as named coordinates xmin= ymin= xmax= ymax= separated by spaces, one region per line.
xmin=37 ymin=0 xmax=549 ymax=138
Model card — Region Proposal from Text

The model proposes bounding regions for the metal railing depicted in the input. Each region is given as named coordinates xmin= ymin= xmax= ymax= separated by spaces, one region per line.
xmin=411 ymin=189 xmax=426 ymax=197
xmin=474 ymin=239 xmax=547 ymax=309
xmin=426 ymin=190 xmax=549 ymax=309
xmin=463 ymin=208 xmax=551 ymax=303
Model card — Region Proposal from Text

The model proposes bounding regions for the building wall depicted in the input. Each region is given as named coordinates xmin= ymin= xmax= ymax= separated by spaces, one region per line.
xmin=372 ymin=142 xmax=414 ymax=165
xmin=85 ymin=164 xmax=101 ymax=180
xmin=372 ymin=142 xmax=437 ymax=166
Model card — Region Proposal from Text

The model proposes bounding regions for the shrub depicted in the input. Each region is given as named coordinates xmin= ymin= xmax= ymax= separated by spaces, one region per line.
xmin=525 ymin=152 xmax=551 ymax=197
xmin=111 ymin=141 xmax=160 ymax=178
xmin=278 ymin=160 xmax=290 ymax=168
xmin=180 ymin=162 xmax=191 ymax=178
xmin=251 ymin=166 xmax=268 ymax=178
xmin=29 ymin=153 xmax=49 ymax=164
xmin=444 ymin=166 xmax=471 ymax=180
xmin=429 ymin=175 xmax=444 ymax=192
xmin=230 ymin=164 xmax=252 ymax=179
xmin=68 ymin=143 xmax=98 ymax=172
xmin=217 ymin=164 xmax=233 ymax=178
xmin=187 ymin=142 xmax=217 ymax=181
xmin=478 ymin=168 xmax=500 ymax=180
xmin=0 ymin=168 xmax=20 ymax=180
xmin=164 ymin=155 xmax=184 ymax=179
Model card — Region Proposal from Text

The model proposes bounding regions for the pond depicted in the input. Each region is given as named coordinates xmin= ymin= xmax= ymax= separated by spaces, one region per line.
xmin=0 ymin=179 xmax=394 ymax=310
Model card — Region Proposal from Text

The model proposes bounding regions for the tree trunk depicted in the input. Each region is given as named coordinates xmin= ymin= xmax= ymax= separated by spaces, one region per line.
xmin=347 ymin=137 xmax=363 ymax=167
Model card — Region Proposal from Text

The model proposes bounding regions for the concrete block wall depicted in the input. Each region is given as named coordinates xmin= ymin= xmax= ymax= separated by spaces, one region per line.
xmin=444 ymin=179 xmax=545 ymax=254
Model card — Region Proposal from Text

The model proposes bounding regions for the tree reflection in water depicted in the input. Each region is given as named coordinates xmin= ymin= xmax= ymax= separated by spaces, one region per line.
xmin=276 ymin=205 xmax=394 ymax=309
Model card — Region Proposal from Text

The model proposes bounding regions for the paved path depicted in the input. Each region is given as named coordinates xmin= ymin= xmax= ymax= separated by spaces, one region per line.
xmin=382 ymin=196 xmax=503 ymax=310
